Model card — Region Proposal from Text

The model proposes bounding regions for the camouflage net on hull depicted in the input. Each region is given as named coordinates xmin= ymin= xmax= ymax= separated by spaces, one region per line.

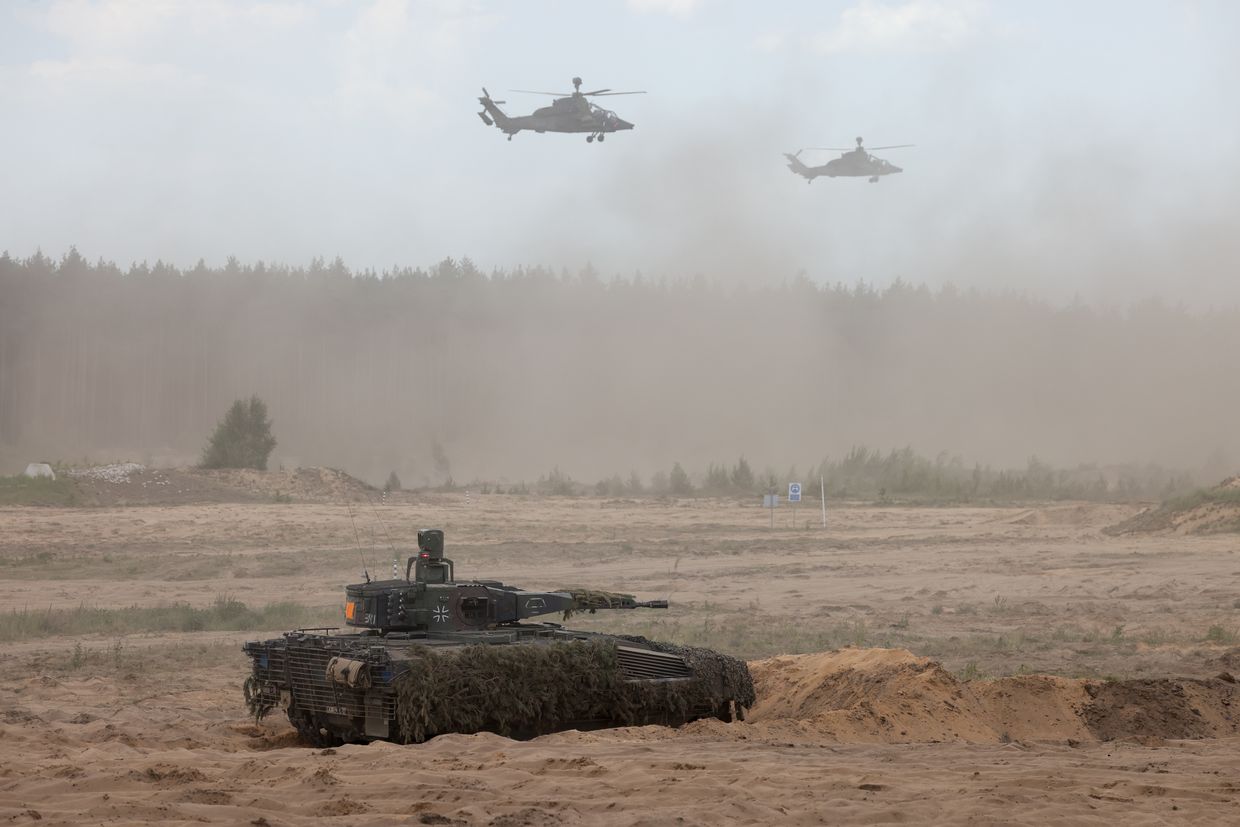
xmin=620 ymin=636 xmax=756 ymax=716
xmin=392 ymin=638 xmax=753 ymax=743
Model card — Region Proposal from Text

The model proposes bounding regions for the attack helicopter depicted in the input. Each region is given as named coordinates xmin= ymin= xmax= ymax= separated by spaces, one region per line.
xmin=785 ymin=137 xmax=913 ymax=183
xmin=477 ymin=77 xmax=645 ymax=143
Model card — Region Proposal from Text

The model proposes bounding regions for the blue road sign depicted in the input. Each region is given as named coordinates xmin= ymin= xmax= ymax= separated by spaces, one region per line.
xmin=788 ymin=482 xmax=802 ymax=502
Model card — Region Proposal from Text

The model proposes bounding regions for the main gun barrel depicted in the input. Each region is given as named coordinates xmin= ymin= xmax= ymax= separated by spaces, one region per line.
xmin=564 ymin=589 xmax=668 ymax=618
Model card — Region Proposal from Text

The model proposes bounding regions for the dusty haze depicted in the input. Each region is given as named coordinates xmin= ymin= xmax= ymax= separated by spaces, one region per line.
xmin=2 ymin=2 xmax=1239 ymax=483
xmin=3 ymin=3 xmax=1240 ymax=305
xmin=2 ymin=251 xmax=1236 ymax=485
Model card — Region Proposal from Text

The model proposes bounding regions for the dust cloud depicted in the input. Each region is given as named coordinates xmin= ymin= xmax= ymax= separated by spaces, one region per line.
xmin=3 ymin=5 xmax=1239 ymax=487
xmin=1 ymin=251 xmax=1237 ymax=486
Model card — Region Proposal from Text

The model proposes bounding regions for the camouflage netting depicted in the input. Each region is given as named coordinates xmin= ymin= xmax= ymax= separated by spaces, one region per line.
xmin=392 ymin=638 xmax=753 ymax=743
xmin=563 ymin=589 xmax=636 ymax=619
xmin=619 ymin=635 xmax=756 ymax=716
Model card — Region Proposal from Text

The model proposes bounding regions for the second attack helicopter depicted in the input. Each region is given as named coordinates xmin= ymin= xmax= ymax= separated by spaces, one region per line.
xmin=477 ymin=77 xmax=645 ymax=143
xmin=785 ymin=137 xmax=913 ymax=183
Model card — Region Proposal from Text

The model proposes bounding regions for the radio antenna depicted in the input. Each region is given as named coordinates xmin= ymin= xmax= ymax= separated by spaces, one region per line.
xmin=365 ymin=491 xmax=399 ymax=556
xmin=345 ymin=501 xmax=370 ymax=583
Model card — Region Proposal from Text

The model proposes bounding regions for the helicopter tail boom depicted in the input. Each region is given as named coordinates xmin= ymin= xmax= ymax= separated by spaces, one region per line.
xmin=478 ymin=89 xmax=517 ymax=135
xmin=784 ymin=151 xmax=820 ymax=181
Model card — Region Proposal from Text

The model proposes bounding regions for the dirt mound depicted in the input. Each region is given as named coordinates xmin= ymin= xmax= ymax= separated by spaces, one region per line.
xmin=1105 ymin=478 xmax=1240 ymax=535
xmin=1082 ymin=678 xmax=1239 ymax=741
xmin=194 ymin=467 xmax=376 ymax=503
xmin=63 ymin=464 xmax=376 ymax=505
xmin=1005 ymin=503 xmax=1121 ymax=527
xmin=746 ymin=648 xmax=1240 ymax=744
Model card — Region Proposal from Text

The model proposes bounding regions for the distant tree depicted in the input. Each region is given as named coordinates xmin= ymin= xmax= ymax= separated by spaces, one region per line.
xmin=669 ymin=462 xmax=693 ymax=496
xmin=384 ymin=471 xmax=402 ymax=492
xmin=731 ymin=456 xmax=754 ymax=492
xmin=704 ymin=462 xmax=731 ymax=493
xmin=200 ymin=396 xmax=276 ymax=470
xmin=650 ymin=470 xmax=670 ymax=495
xmin=595 ymin=473 xmax=625 ymax=497
xmin=626 ymin=470 xmax=645 ymax=495
xmin=431 ymin=438 xmax=451 ymax=485
xmin=542 ymin=466 xmax=574 ymax=496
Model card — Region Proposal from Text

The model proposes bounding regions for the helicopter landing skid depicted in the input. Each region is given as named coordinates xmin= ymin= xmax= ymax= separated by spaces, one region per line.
xmin=868 ymin=176 xmax=879 ymax=183
xmin=586 ymin=132 xmax=605 ymax=143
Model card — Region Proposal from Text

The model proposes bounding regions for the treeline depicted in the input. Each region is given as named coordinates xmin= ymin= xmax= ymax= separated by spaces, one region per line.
xmin=2 ymin=249 xmax=1238 ymax=486
xmin=462 ymin=447 xmax=1201 ymax=502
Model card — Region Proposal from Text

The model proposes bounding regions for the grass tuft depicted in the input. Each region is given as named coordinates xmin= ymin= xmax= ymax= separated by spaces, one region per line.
xmin=0 ymin=474 xmax=81 ymax=506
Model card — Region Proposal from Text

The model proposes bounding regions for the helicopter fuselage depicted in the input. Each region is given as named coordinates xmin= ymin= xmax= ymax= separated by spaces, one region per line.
xmin=785 ymin=148 xmax=903 ymax=183
xmin=479 ymin=92 xmax=634 ymax=142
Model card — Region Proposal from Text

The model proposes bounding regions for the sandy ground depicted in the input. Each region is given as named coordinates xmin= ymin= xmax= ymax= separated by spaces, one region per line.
xmin=2 ymin=495 xmax=1239 ymax=824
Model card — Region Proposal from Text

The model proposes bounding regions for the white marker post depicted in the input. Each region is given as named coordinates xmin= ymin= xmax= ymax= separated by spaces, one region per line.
xmin=763 ymin=493 xmax=779 ymax=529
xmin=788 ymin=482 xmax=801 ymax=529
xmin=820 ymin=475 xmax=827 ymax=528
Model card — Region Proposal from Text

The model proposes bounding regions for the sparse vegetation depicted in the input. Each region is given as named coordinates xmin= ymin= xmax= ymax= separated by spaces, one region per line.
xmin=1106 ymin=481 xmax=1240 ymax=535
xmin=958 ymin=662 xmax=986 ymax=681
xmin=1204 ymin=625 xmax=1238 ymax=645
xmin=200 ymin=396 xmax=277 ymax=470
xmin=51 ymin=639 xmax=244 ymax=676
xmin=0 ymin=596 xmax=336 ymax=642
xmin=0 ymin=474 xmax=80 ymax=506
xmin=451 ymin=446 xmax=1215 ymax=504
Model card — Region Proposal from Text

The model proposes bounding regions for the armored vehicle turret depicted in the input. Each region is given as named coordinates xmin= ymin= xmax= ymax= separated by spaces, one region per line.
xmin=243 ymin=529 xmax=753 ymax=745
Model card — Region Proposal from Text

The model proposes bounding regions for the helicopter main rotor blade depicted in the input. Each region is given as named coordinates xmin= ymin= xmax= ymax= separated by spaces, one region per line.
xmin=589 ymin=90 xmax=647 ymax=96
xmin=807 ymin=144 xmax=914 ymax=151
xmin=580 ymin=88 xmax=611 ymax=95
xmin=509 ymin=89 xmax=574 ymax=96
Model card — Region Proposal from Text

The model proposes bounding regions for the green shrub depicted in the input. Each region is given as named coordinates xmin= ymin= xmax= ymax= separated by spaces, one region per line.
xmin=200 ymin=396 xmax=277 ymax=470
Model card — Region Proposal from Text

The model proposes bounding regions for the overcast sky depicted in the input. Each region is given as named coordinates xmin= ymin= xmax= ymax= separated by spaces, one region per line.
xmin=2 ymin=0 xmax=1238 ymax=305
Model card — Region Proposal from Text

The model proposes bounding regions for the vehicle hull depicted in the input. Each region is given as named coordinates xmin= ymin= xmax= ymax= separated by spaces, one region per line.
xmin=244 ymin=624 xmax=753 ymax=746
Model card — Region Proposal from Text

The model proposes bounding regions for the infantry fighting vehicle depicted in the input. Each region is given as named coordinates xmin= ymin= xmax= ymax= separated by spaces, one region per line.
xmin=243 ymin=529 xmax=753 ymax=745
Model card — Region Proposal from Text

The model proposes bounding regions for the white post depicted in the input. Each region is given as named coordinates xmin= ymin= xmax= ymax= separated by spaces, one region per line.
xmin=820 ymin=475 xmax=827 ymax=528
